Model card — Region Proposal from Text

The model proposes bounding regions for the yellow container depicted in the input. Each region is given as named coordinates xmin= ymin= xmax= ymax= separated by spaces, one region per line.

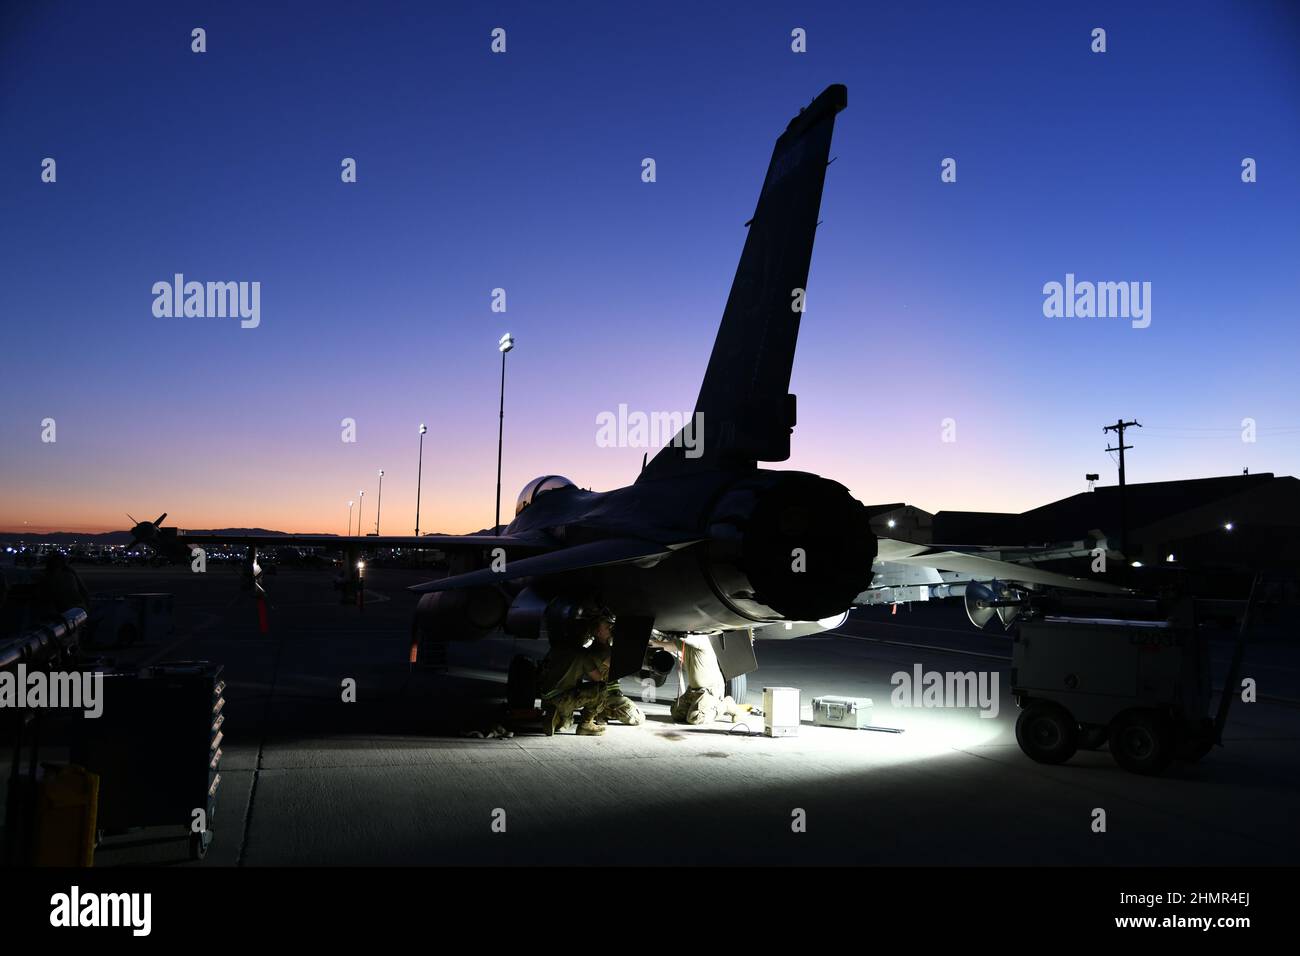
xmin=35 ymin=764 xmax=99 ymax=867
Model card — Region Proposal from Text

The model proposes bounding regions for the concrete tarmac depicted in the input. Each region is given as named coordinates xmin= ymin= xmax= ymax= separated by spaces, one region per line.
xmin=18 ymin=564 xmax=1300 ymax=866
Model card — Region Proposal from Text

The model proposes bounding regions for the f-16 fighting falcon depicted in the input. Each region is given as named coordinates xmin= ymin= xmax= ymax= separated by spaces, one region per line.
xmin=123 ymin=84 xmax=1125 ymax=703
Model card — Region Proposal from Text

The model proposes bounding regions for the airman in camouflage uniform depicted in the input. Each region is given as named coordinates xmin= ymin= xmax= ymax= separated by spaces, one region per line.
xmin=591 ymin=615 xmax=645 ymax=726
xmin=654 ymin=634 xmax=751 ymax=725
xmin=538 ymin=615 xmax=611 ymax=735
xmin=538 ymin=612 xmax=644 ymax=734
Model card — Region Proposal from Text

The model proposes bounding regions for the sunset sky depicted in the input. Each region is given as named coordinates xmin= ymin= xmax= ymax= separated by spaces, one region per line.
xmin=2 ymin=1 xmax=1297 ymax=534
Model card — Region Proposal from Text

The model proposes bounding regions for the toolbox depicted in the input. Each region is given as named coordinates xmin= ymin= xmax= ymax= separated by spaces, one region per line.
xmin=811 ymin=695 xmax=874 ymax=729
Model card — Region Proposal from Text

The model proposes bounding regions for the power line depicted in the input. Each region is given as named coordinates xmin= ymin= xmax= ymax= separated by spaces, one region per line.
xmin=1144 ymin=423 xmax=1300 ymax=433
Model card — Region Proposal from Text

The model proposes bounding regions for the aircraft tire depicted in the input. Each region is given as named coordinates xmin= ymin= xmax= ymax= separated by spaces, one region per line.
xmin=725 ymin=673 xmax=748 ymax=705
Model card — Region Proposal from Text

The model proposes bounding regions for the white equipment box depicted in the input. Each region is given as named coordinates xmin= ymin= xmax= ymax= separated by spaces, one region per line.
xmin=762 ymin=686 xmax=801 ymax=737
xmin=811 ymin=695 xmax=873 ymax=729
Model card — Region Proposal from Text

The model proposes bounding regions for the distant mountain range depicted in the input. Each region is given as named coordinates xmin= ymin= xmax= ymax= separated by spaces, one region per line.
xmin=0 ymin=528 xmax=312 ymax=545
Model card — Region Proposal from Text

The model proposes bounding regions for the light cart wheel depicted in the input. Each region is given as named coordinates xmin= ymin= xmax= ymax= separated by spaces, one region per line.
xmin=1015 ymin=701 xmax=1078 ymax=764
xmin=1109 ymin=709 xmax=1175 ymax=775
xmin=189 ymin=830 xmax=211 ymax=861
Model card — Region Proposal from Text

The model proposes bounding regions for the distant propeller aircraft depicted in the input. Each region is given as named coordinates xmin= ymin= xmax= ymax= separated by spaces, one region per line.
xmin=125 ymin=84 xmax=1125 ymax=696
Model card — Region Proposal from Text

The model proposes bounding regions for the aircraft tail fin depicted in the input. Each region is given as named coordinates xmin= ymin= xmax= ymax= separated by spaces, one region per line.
xmin=639 ymin=84 xmax=846 ymax=482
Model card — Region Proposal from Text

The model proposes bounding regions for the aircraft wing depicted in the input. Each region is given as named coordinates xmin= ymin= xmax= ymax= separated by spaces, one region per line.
xmin=408 ymin=537 xmax=695 ymax=593
xmin=875 ymin=538 xmax=1126 ymax=594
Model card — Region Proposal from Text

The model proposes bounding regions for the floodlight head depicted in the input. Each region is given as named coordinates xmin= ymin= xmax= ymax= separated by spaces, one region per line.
xmin=964 ymin=581 xmax=998 ymax=630
xmin=499 ymin=332 xmax=515 ymax=353
xmin=419 ymin=424 xmax=427 ymax=435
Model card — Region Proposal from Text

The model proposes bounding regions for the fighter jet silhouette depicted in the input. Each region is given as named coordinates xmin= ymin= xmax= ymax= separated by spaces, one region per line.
xmin=127 ymin=85 xmax=1122 ymax=689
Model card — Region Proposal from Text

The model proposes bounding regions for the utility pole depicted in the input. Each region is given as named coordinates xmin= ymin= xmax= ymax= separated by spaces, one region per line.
xmin=1103 ymin=419 xmax=1141 ymax=556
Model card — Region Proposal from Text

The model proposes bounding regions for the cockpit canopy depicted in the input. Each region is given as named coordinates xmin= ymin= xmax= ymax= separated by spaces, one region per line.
xmin=515 ymin=475 xmax=575 ymax=516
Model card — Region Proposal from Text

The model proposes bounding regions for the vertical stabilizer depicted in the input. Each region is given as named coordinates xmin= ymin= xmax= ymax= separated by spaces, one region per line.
xmin=640 ymin=84 xmax=846 ymax=481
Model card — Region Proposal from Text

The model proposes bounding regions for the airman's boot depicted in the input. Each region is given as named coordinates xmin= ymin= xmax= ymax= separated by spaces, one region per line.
xmin=543 ymin=696 xmax=577 ymax=736
xmin=574 ymin=683 xmax=608 ymax=735
xmin=575 ymin=714 xmax=606 ymax=735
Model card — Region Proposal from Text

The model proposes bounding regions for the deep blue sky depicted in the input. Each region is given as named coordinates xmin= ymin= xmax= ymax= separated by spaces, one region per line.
xmin=2 ymin=1 xmax=1297 ymax=532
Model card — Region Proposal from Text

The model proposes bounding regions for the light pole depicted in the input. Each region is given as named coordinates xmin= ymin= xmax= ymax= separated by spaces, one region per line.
xmin=415 ymin=424 xmax=427 ymax=536
xmin=347 ymin=499 xmax=354 ymax=537
xmin=357 ymin=490 xmax=365 ymax=537
xmin=495 ymin=332 xmax=515 ymax=533
xmin=375 ymin=469 xmax=384 ymax=535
